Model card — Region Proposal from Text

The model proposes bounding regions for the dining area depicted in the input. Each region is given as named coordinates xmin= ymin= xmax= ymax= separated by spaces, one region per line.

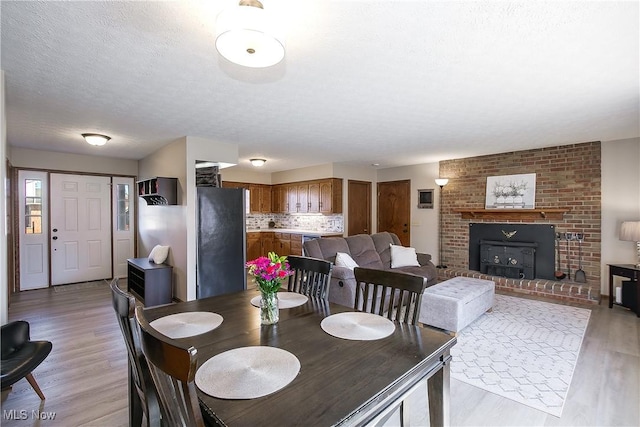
xmin=114 ymin=254 xmax=457 ymax=427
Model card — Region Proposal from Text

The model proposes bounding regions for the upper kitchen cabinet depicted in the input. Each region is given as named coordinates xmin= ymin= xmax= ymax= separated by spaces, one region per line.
xmin=249 ymin=184 xmax=271 ymax=214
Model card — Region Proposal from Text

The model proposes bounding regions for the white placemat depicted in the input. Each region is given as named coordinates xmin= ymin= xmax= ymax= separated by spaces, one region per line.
xmin=321 ymin=312 xmax=396 ymax=341
xmin=250 ymin=292 xmax=308 ymax=309
xmin=150 ymin=312 xmax=223 ymax=339
xmin=196 ymin=346 xmax=301 ymax=399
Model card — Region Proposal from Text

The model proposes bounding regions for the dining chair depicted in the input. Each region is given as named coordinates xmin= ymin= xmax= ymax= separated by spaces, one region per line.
xmin=1 ymin=320 xmax=52 ymax=400
xmin=134 ymin=306 xmax=222 ymax=427
xmin=110 ymin=278 xmax=162 ymax=427
xmin=353 ymin=267 xmax=427 ymax=325
xmin=286 ymin=255 xmax=333 ymax=301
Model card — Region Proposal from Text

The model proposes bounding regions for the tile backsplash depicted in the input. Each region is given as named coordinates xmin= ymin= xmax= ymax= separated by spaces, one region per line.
xmin=246 ymin=214 xmax=343 ymax=232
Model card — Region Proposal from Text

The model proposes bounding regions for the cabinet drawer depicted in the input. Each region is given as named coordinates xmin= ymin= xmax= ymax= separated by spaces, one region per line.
xmin=274 ymin=232 xmax=291 ymax=240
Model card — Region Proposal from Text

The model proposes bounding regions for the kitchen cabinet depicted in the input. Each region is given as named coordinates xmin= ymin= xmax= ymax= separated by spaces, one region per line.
xmin=274 ymin=232 xmax=291 ymax=255
xmin=290 ymin=234 xmax=303 ymax=256
xmin=319 ymin=179 xmax=341 ymax=213
xmin=246 ymin=232 xmax=262 ymax=261
xmin=261 ymin=232 xmax=277 ymax=254
xmin=249 ymin=184 xmax=271 ymax=214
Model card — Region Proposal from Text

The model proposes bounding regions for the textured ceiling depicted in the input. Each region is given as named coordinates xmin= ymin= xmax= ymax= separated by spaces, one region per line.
xmin=1 ymin=1 xmax=638 ymax=173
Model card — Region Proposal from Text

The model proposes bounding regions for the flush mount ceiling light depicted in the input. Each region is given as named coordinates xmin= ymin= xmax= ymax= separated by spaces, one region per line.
xmin=215 ymin=0 xmax=285 ymax=68
xmin=81 ymin=133 xmax=111 ymax=146
xmin=250 ymin=158 xmax=266 ymax=167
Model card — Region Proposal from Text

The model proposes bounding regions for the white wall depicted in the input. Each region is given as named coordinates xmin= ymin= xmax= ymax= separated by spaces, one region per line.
xmin=271 ymin=163 xmax=334 ymax=184
xmin=601 ymin=137 xmax=640 ymax=294
xmin=138 ymin=138 xmax=188 ymax=300
xmin=10 ymin=147 xmax=138 ymax=176
xmin=221 ymin=167 xmax=271 ymax=184
xmin=375 ymin=163 xmax=441 ymax=261
xmin=1 ymin=71 xmax=7 ymax=324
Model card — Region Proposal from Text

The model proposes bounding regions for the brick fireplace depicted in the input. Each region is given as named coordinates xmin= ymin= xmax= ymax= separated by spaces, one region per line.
xmin=438 ymin=141 xmax=601 ymax=304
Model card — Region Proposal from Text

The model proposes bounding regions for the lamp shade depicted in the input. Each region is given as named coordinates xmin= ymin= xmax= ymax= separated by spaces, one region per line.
xmin=215 ymin=1 xmax=285 ymax=68
xmin=620 ymin=221 xmax=640 ymax=241
xmin=435 ymin=178 xmax=449 ymax=187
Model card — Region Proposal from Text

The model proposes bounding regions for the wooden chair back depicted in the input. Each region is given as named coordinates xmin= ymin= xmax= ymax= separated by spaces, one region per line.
xmin=286 ymin=255 xmax=333 ymax=301
xmin=110 ymin=279 xmax=161 ymax=426
xmin=134 ymin=305 xmax=206 ymax=427
xmin=353 ymin=267 xmax=427 ymax=325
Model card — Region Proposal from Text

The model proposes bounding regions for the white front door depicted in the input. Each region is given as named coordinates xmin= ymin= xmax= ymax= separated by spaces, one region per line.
xmin=112 ymin=177 xmax=135 ymax=278
xmin=50 ymin=173 xmax=111 ymax=285
xmin=18 ymin=170 xmax=49 ymax=290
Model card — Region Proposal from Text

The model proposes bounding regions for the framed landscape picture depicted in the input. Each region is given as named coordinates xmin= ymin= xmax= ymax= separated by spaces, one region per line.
xmin=485 ymin=173 xmax=536 ymax=209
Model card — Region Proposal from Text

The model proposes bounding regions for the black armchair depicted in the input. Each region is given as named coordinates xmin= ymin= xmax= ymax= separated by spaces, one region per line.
xmin=1 ymin=320 xmax=52 ymax=399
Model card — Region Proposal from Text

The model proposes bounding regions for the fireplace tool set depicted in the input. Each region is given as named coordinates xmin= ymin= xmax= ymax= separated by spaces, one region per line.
xmin=555 ymin=232 xmax=586 ymax=283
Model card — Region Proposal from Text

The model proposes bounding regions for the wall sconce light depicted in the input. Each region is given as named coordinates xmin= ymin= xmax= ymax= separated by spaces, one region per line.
xmin=82 ymin=133 xmax=111 ymax=146
xmin=620 ymin=221 xmax=640 ymax=268
xmin=435 ymin=178 xmax=449 ymax=269
xmin=215 ymin=0 xmax=285 ymax=68
xmin=250 ymin=158 xmax=267 ymax=167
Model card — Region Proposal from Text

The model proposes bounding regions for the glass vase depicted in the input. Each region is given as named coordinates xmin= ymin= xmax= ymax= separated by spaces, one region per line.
xmin=260 ymin=291 xmax=279 ymax=325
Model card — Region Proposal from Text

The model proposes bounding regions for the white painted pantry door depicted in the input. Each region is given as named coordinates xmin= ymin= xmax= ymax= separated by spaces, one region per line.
xmin=50 ymin=173 xmax=111 ymax=285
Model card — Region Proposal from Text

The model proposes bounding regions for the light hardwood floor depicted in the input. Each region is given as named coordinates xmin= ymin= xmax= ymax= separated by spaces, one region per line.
xmin=1 ymin=281 xmax=638 ymax=427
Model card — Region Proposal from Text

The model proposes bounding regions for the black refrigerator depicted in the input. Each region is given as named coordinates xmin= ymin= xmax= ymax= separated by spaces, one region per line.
xmin=196 ymin=187 xmax=247 ymax=298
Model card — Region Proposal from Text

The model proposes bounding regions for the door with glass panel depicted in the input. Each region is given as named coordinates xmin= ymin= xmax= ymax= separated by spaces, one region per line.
xmin=112 ymin=177 xmax=135 ymax=278
xmin=18 ymin=170 xmax=49 ymax=290
xmin=50 ymin=173 xmax=111 ymax=285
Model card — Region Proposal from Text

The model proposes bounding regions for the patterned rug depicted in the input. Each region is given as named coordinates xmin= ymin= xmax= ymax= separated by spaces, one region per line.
xmin=450 ymin=294 xmax=591 ymax=417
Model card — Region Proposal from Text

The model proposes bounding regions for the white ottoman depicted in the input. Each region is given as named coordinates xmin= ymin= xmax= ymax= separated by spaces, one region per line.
xmin=418 ymin=276 xmax=495 ymax=334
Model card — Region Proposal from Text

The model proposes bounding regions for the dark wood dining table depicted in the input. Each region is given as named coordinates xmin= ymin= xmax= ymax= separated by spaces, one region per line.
xmin=135 ymin=289 xmax=457 ymax=426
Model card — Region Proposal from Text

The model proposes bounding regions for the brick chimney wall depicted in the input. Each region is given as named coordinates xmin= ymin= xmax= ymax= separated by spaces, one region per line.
xmin=439 ymin=141 xmax=601 ymax=288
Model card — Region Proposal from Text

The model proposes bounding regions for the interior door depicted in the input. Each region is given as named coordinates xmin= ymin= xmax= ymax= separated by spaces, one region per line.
xmin=348 ymin=180 xmax=371 ymax=236
xmin=112 ymin=177 xmax=135 ymax=278
xmin=377 ymin=180 xmax=411 ymax=246
xmin=50 ymin=173 xmax=111 ymax=285
xmin=18 ymin=170 xmax=49 ymax=290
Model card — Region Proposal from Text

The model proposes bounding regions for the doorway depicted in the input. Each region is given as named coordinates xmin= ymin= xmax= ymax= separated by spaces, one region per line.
xmin=347 ymin=180 xmax=371 ymax=236
xmin=377 ymin=180 xmax=411 ymax=246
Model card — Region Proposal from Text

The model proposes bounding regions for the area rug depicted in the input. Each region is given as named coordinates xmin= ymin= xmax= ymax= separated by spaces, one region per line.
xmin=450 ymin=294 xmax=591 ymax=417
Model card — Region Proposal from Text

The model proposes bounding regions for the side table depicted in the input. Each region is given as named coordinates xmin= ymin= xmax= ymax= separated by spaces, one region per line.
xmin=608 ymin=264 xmax=639 ymax=317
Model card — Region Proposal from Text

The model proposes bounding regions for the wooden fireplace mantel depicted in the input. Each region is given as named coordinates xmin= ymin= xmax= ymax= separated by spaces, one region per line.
xmin=453 ymin=208 xmax=570 ymax=221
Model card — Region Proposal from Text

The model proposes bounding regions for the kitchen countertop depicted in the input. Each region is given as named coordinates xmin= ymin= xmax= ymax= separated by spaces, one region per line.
xmin=247 ymin=228 xmax=343 ymax=237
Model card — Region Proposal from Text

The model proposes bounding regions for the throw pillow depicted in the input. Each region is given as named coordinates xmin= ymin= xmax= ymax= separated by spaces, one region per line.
xmin=390 ymin=244 xmax=420 ymax=268
xmin=148 ymin=245 xmax=170 ymax=264
xmin=335 ymin=252 xmax=359 ymax=270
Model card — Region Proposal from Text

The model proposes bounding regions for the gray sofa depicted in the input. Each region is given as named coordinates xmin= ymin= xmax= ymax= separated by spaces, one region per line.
xmin=302 ymin=232 xmax=438 ymax=307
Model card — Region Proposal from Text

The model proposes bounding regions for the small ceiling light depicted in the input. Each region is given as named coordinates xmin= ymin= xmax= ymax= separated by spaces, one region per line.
xmin=215 ymin=0 xmax=285 ymax=68
xmin=250 ymin=158 xmax=267 ymax=167
xmin=82 ymin=133 xmax=111 ymax=146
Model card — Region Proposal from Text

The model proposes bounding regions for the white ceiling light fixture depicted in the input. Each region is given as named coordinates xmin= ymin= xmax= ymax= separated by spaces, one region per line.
xmin=215 ymin=0 xmax=285 ymax=68
xmin=250 ymin=158 xmax=266 ymax=167
xmin=81 ymin=133 xmax=111 ymax=146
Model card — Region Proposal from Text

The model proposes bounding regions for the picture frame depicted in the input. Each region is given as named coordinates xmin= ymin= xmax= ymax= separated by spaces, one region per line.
xmin=417 ymin=189 xmax=434 ymax=209
xmin=485 ymin=173 xmax=536 ymax=209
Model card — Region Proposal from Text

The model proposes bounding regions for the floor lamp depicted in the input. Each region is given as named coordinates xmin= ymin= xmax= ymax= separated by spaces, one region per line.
xmin=435 ymin=178 xmax=449 ymax=269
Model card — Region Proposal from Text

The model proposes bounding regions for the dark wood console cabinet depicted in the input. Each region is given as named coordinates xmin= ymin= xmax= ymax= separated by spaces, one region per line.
xmin=127 ymin=258 xmax=173 ymax=307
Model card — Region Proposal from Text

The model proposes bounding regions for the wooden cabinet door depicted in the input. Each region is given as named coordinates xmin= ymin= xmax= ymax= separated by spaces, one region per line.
xmin=308 ymin=182 xmax=320 ymax=212
xmin=290 ymin=234 xmax=303 ymax=256
xmin=297 ymin=183 xmax=309 ymax=213
xmin=319 ymin=180 xmax=333 ymax=213
xmin=248 ymin=185 xmax=261 ymax=213
xmin=247 ymin=233 xmax=262 ymax=261
xmin=271 ymin=185 xmax=280 ymax=213
xmin=287 ymin=185 xmax=298 ymax=213
xmin=261 ymin=232 xmax=276 ymax=254
xmin=260 ymin=186 xmax=271 ymax=213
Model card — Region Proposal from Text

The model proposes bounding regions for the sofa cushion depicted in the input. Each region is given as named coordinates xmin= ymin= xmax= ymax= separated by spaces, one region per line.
xmin=344 ymin=235 xmax=384 ymax=269
xmin=390 ymin=245 xmax=420 ymax=268
xmin=304 ymin=237 xmax=350 ymax=263
xmin=390 ymin=264 xmax=437 ymax=282
xmin=371 ymin=232 xmax=397 ymax=268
